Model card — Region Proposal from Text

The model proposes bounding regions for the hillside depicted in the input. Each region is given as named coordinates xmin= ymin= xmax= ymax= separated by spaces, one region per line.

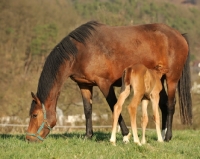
xmin=0 ymin=0 xmax=200 ymax=129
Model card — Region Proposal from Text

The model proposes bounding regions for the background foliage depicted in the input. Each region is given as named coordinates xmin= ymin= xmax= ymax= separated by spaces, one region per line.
xmin=0 ymin=0 xmax=200 ymax=129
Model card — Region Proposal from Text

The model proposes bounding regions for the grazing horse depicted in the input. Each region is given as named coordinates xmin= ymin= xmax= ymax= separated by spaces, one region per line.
xmin=26 ymin=21 xmax=192 ymax=142
xmin=110 ymin=64 xmax=164 ymax=145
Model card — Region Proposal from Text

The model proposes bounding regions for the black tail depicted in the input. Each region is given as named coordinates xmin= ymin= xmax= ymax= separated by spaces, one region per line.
xmin=177 ymin=34 xmax=192 ymax=125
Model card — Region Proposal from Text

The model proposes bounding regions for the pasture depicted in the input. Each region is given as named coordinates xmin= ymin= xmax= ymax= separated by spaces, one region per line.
xmin=0 ymin=129 xmax=199 ymax=159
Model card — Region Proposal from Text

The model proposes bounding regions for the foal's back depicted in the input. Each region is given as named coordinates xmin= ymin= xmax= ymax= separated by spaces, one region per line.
xmin=122 ymin=64 xmax=162 ymax=97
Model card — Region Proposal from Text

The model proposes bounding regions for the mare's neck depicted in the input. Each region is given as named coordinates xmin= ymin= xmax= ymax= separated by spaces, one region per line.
xmin=42 ymin=61 xmax=72 ymax=110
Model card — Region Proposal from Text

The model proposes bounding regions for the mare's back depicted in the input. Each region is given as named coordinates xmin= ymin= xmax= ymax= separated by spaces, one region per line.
xmin=86 ymin=23 xmax=183 ymax=74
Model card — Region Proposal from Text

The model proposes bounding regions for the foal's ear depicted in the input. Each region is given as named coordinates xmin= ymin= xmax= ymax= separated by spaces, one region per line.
xmin=31 ymin=92 xmax=41 ymax=104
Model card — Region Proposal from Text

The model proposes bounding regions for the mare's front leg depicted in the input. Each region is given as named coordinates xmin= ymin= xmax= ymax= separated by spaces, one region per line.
xmin=110 ymin=85 xmax=130 ymax=145
xmin=78 ymin=85 xmax=93 ymax=138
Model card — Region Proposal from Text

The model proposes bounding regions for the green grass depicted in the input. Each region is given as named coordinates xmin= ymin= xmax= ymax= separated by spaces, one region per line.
xmin=0 ymin=129 xmax=200 ymax=159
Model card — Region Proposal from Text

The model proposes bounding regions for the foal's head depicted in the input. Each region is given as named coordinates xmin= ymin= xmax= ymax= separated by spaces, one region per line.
xmin=26 ymin=92 xmax=56 ymax=142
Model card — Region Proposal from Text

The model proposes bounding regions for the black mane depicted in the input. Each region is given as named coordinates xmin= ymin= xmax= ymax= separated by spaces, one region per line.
xmin=36 ymin=21 xmax=101 ymax=103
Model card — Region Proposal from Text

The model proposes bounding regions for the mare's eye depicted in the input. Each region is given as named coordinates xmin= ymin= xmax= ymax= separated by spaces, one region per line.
xmin=32 ymin=114 xmax=38 ymax=118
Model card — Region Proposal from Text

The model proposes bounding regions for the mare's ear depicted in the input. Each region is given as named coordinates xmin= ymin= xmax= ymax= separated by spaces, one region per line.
xmin=31 ymin=92 xmax=41 ymax=105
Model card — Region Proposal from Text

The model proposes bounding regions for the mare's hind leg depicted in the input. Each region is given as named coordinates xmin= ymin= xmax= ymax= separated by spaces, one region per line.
xmin=159 ymin=76 xmax=168 ymax=140
xmin=141 ymin=99 xmax=149 ymax=144
xmin=79 ymin=85 xmax=93 ymax=138
xmin=110 ymin=85 xmax=130 ymax=145
xmin=165 ymin=79 xmax=177 ymax=141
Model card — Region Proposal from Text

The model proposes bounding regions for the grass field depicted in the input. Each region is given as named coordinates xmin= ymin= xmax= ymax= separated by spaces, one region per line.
xmin=0 ymin=129 xmax=200 ymax=159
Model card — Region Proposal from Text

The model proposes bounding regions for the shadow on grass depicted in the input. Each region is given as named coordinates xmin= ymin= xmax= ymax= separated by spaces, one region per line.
xmin=0 ymin=131 xmax=113 ymax=142
xmin=0 ymin=134 xmax=26 ymax=141
xmin=49 ymin=131 xmax=112 ymax=142
xmin=92 ymin=131 xmax=112 ymax=141
xmin=49 ymin=132 xmax=83 ymax=139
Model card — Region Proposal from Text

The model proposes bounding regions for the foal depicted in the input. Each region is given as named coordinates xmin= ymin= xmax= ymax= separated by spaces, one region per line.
xmin=110 ymin=64 xmax=164 ymax=145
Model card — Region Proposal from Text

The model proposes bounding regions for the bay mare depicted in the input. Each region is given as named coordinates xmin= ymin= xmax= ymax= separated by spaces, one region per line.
xmin=26 ymin=21 xmax=192 ymax=142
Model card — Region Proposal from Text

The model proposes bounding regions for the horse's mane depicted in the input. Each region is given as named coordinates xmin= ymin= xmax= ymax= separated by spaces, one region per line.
xmin=37 ymin=21 xmax=101 ymax=103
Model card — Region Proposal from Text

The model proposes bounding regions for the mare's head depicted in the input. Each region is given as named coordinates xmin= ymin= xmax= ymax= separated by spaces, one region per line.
xmin=26 ymin=92 xmax=56 ymax=142
xmin=25 ymin=21 xmax=101 ymax=142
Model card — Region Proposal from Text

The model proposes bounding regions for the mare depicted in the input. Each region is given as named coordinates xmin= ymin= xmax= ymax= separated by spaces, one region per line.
xmin=110 ymin=64 xmax=164 ymax=145
xmin=26 ymin=21 xmax=192 ymax=142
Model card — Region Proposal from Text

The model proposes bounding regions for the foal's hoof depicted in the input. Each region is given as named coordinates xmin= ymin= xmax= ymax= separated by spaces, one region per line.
xmin=134 ymin=141 xmax=142 ymax=146
xmin=141 ymin=140 xmax=146 ymax=145
xmin=110 ymin=140 xmax=116 ymax=146
xmin=157 ymin=139 xmax=164 ymax=142
xmin=123 ymin=133 xmax=131 ymax=144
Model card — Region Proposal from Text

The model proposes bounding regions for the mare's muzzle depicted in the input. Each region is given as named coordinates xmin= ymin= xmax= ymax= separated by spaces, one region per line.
xmin=26 ymin=104 xmax=52 ymax=141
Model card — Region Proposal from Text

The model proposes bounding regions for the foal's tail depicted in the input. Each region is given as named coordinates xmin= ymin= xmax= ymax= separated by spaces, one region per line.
xmin=120 ymin=66 xmax=132 ymax=93
xmin=177 ymin=34 xmax=192 ymax=125
xmin=120 ymin=72 xmax=126 ymax=93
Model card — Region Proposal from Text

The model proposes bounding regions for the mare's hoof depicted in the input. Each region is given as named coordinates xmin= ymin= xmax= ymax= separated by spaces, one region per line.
xmin=164 ymin=138 xmax=171 ymax=142
xmin=123 ymin=133 xmax=131 ymax=144
xmin=164 ymin=135 xmax=172 ymax=142
xmin=161 ymin=128 xmax=167 ymax=140
xmin=84 ymin=135 xmax=92 ymax=140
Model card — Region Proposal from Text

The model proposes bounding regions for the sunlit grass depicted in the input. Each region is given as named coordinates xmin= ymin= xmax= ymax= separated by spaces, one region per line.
xmin=0 ymin=129 xmax=200 ymax=159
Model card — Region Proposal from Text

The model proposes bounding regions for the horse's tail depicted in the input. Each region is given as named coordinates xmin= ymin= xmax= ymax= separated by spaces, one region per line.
xmin=177 ymin=34 xmax=192 ymax=125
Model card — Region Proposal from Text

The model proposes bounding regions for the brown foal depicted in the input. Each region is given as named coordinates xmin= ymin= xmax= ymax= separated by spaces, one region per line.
xmin=110 ymin=64 xmax=165 ymax=145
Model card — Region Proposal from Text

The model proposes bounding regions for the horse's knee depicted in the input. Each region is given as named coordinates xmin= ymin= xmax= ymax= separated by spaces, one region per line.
xmin=114 ymin=104 xmax=122 ymax=115
xmin=84 ymin=107 xmax=92 ymax=118
xmin=153 ymin=114 xmax=160 ymax=123
xmin=128 ymin=105 xmax=136 ymax=114
xmin=141 ymin=115 xmax=148 ymax=127
xmin=123 ymin=86 xmax=130 ymax=97
xmin=167 ymin=100 xmax=176 ymax=114
xmin=120 ymin=86 xmax=130 ymax=101
xmin=142 ymin=115 xmax=148 ymax=123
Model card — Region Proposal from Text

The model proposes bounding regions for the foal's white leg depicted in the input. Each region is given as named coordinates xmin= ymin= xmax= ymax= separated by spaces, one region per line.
xmin=110 ymin=86 xmax=130 ymax=145
xmin=128 ymin=96 xmax=142 ymax=146
xmin=141 ymin=99 xmax=149 ymax=144
xmin=151 ymin=94 xmax=163 ymax=142
xmin=110 ymin=101 xmax=122 ymax=145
